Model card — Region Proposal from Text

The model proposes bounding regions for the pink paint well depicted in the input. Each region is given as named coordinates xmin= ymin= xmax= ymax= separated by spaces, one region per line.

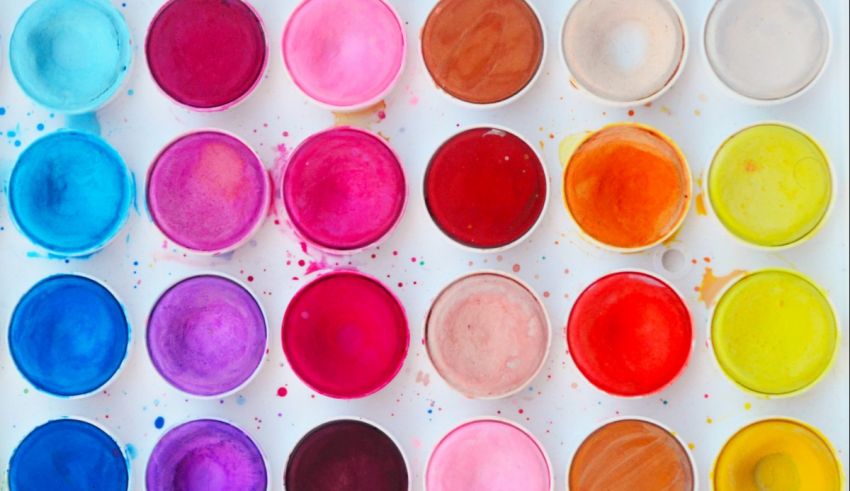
xmin=282 ymin=271 xmax=409 ymax=399
xmin=147 ymin=131 xmax=270 ymax=253
xmin=282 ymin=0 xmax=406 ymax=109
xmin=283 ymin=127 xmax=406 ymax=252
xmin=426 ymin=419 xmax=551 ymax=491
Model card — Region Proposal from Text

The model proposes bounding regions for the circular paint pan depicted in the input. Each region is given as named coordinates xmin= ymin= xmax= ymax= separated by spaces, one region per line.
xmin=710 ymin=269 xmax=839 ymax=398
xmin=707 ymin=122 xmax=833 ymax=250
xmin=704 ymin=0 xmax=831 ymax=104
xmin=713 ymin=418 xmax=844 ymax=491
xmin=282 ymin=270 xmax=409 ymax=399
xmin=147 ymin=130 xmax=271 ymax=255
xmin=425 ymin=271 xmax=551 ymax=399
xmin=9 ymin=418 xmax=129 ymax=491
xmin=561 ymin=0 xmax=687 ymax=106
xmin=425 ymin=126 xmax=549 ymax=252
xmin=282 ymin=0 xmax=406 ymax=111
xmin=567 ymin=270 xmax=693 ymax=397
xmin=8 ymin=274 xmax=130 ymax=398
xmin=285 ymin=418 xmax=410 ymax=491
xmin=146 ymin=0 xmax=268 ymax=111
xmin=283 ymin=127 xmax=407 ymax=254
xmin=421 ymin=0 xmax=545 ymax=107
xmin=568 ymin=417 xmax=697 ymax=491
xmin=10 ymin=0 xmax=132 ymax=113
xmin=147 ymin=419 xmax=269 ymax=491
xmin=147 ymin=274 xmax=268 ymax=398
xmin=425 ymin=418 xmax=553 ymax=491
xmin=9 ymin=131 xmax=133 ymax=257
xmin=561 ymin=123 xmax=691 ymax=252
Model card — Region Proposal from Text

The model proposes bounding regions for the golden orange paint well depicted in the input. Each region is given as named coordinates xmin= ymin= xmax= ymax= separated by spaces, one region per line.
xmin=562 ymin=123 xmax=691 ymax=250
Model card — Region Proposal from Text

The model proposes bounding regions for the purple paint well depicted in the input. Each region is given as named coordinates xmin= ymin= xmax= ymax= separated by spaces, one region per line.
xmin=147 ymin=131 xmax=270 ymax=254
xmin=283 ymin=127 xmax=406 ymax=252
xmin=146 ymin=419 xmax=267 ymax=491
xmin=147 ymin=275 xmax=267 ymax=397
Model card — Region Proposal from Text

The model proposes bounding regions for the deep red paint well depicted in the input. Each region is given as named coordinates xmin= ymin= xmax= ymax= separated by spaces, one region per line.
xmin=282 ymin=271 xmax=409 ymax=399
xmin=567 ymin=271 xmax=692 ymax=397
xmin=146 ymin=0 xmax=267 ymax=109
xmin=424 ymin=128 xmax=547 ymax=249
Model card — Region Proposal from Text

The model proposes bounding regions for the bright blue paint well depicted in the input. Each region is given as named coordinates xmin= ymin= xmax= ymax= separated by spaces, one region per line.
xmin=9 ymin=419 xmax=129 ymax=491
xmin=10 ymin=0 xmax=132 ymax=113
xmin=9 ymin=130 xmax=132 ymax=256
xmin=9 ymin=274 xmax=130 ymax=397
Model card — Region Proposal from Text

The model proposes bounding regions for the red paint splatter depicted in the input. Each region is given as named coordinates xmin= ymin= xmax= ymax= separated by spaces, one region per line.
xmin=298 ymin=259 xmax=306 ymax=267
xmin=628 ymin=110 xmax=635 ymax=117
xmin=512 ymin=264 xmax=521 ymax=273
xmin=247 ymin=275 xmax=254 ymax=282
xmin=276 ymin=387 xmax=288 ymax=397
xmin=518 ymin=409 xmax=524 ymax=415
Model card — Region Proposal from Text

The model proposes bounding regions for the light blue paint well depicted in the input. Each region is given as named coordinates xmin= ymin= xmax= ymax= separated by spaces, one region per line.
xmin=9 ymin=274 xmax=130 ymax=397
xmin=10 ymin=0 xmax=132 ymax=113
xmin=9 ymin=130 xmax=132 ymax=256
xmin=9 ymin=419 xmax=129 ymax=491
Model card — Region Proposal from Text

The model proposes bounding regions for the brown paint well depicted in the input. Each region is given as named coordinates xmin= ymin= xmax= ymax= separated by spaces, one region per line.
xmin=422 ymin=0 xmax=544 ymax=105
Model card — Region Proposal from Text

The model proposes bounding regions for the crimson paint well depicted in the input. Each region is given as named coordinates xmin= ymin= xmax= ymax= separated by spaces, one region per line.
xmin=282 ymin=271 xmax=409 ymax=399
xmin=425 ymin=127 xmax=547 ymax=249
xmin=567 ymin=271 xmax=692 ymax=396
xmin=146 ymin=0 xmax=267 ymax=110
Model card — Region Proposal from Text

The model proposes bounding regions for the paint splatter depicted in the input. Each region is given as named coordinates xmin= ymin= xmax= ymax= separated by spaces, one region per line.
xmin=154 ymin=416 xmax=165 ymax=429
xmin=415 ymin=371 xmax=431 ymax=386
xmin=277 ymin=387 xmax=288 ymax=397
xmin=697 ymin=268 xmax=746 ymax=307
xmin=333 ymin=101 xmax=387 ymax=128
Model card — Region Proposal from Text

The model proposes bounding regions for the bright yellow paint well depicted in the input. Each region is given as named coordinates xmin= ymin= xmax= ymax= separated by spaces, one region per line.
xmin=711 ymin=269 xmax=837 ymax=396
xmin=713 ymin=419 xmax=843 ymax=491
xmin=708 ymin=123 xmax=831 ymax=248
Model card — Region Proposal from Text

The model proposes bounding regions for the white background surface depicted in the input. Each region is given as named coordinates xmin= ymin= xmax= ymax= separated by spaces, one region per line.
xmin=0 ymin=1 xmax=848 ymax=489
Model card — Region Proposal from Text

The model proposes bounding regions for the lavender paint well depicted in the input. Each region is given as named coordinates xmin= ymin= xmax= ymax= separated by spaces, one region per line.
xmin=147 ymin=275 xmax=267 ymax=397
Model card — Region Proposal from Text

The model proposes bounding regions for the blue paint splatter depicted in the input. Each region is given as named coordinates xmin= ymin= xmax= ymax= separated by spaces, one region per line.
xmin=124 ymin=444 xmax=137 ymax=460
xmin=154 ymin=416 xmax=165 ymax=429
xmin=36 ymin=123 xmax=45 ymax=131
xmin=0 ymin=107 xmax=6 ymax=115
xmin=236 ymin=395 xmax=247 ymax=405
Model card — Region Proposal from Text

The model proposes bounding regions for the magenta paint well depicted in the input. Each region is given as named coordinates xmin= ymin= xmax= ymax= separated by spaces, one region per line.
xmin=146 ymin=0 xmax=267 ymax=110
xmin=283 ymin=127 xmax=406 ymax=253
xmin=147 ymin=130 xmax=270 ymax=254
xmin=282 ymin=0 xmax=406 ymax=110
xmin=282 ymin=271 xmax=409 ymax=399
xmin=147 ymin=275 xmax=267 ymax=397
xmin=146 ymin=419 xmax=267 ymax=491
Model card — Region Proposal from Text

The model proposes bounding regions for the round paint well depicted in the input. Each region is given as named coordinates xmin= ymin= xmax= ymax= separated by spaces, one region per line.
xmin=283 ymin=127 xmax=406 ymax=253
xmin=9 ymin=418 xmax=129 ymax=491
xmin=713 ymin=418 xmax=843 ymax=491
xmin=10 ymin=0 xmax=131 ymax=113
xmin=567 ymin=271 xmax=693 ymax=397
xmin=421 ymin=0 xmax=544 ymax=106
xmin=282 ymin=271 xmax=409 ymax=399
xmin=147 ymin=130 xmax=270 ymax=254
xmin=707 ymin=123 xmax=832 ymax=249
xmin=704 ymin=0 xmax=830 ymax=103
xmin=9 ymin=131 xmax=132 ymax=256
xmin=426 ymin=271 xmax=550 ymax=399
xmin=282 ymin=0 xmax=406 ymax=110
xmin=285 ymin=419 xmax=409 ymax=491
xmin=568 ymin=418 xmax=696 ymax=491
xmin=562 ymin=123 xmax=691 ymax=251
xmin=146 ymin=419 xmax=268 ymax=491
xmin=147 ymin=274 xmax=267 ymax=397
xmin=425 ymin=418 xmax=552 ymax=491
xmin=146 ymin=0 xmax=268 ymax=110
xmin=425 ymin=127 xmax=548 ymax=251
xmin=710 ymin=269 xmax=838 ymax=397
xmin=561 ymin=0 xmax=687 ymax=105
xmin=9 ymin=274 xmax=130 ymax=398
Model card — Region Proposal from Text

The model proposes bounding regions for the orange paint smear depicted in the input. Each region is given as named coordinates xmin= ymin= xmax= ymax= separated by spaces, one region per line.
xmin=698 ymin=267 xmax=746 ymax=307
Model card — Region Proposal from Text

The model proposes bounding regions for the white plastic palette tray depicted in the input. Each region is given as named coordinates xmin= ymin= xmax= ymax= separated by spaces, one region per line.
xmin=1 ymin=1 xmax=848 ymax=489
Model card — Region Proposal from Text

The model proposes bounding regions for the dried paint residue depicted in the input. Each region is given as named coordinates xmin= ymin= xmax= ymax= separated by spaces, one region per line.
xmin=333 ymin=101 xmax=387 ymax=129
xmin=697 ymin=267 xmax=746 ymax=307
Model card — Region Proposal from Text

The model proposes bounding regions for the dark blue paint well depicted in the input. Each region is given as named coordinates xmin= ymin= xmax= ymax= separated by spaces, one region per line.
xmin=9 ymin=274 xmax=129 ymax=397
xmin=9 ymin=419 xmax=129 ymax=491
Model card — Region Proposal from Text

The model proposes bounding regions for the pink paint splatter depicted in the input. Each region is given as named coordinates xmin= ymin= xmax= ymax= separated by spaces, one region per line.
xmin=512 ymin=264 xmax=521 ymax=273
xmin=276 ymin=387 xmax=288 ymax=397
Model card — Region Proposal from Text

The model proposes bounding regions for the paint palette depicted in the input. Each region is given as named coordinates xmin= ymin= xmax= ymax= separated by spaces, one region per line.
xmin=0 ymin=1 xmax=847 ymax=490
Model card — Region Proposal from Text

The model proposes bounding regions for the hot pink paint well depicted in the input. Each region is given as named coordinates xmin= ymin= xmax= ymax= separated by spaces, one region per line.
xmin=283 ymin=127 xmax=406 ymax=252
xmin=426 ymin=419 xmax=552 ymax=491
xmin=147 ymin=131 xmax=270 ymax=253
xmin=282 ymin=0 xmax=406 ymax=109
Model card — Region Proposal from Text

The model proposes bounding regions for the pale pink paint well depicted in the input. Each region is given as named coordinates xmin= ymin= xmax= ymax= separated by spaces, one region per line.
xmin=282 ymin=0 xmax=406 ymax=109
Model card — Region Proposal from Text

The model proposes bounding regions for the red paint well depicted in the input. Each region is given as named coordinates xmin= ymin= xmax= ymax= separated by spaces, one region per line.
xmin=425 ymin=128 xmax=547 ymax=249
xmin=567 ymin=271 xmax=692 ymax=397
xmin=146 ymin=0 xmax=267 ymax=110
xmin=282 ymin=271 xmax=409 ymax=399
